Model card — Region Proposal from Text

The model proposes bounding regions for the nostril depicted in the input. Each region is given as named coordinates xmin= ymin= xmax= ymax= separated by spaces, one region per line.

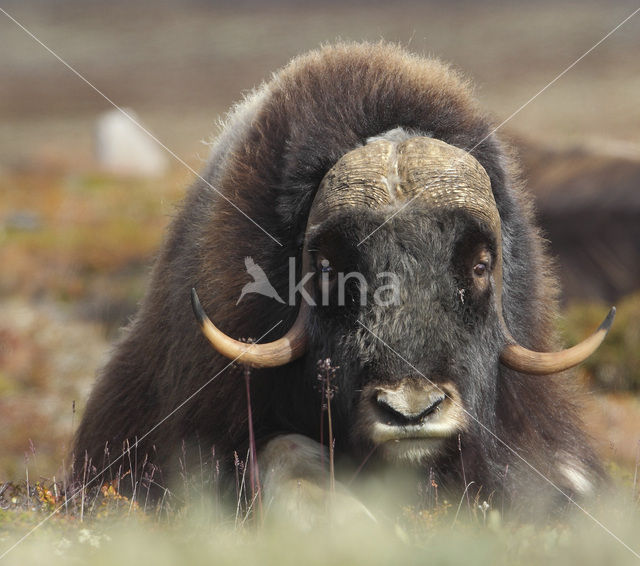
xmin=376 ymin=391 xmax=445 ymax=425
xmin=419 ymin=394 xmax=445 ymax=419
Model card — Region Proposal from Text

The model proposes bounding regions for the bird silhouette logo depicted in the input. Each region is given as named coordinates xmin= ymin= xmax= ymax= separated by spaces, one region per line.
xmin=237 ymin=257 xmax=285 ymax=305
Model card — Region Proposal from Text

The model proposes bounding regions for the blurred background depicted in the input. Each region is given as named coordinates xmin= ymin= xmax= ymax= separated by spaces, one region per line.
xmin=1 ymin=0 xmax=639 ymax=482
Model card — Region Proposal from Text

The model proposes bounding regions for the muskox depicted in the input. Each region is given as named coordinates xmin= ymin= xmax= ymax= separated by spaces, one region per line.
xmin=519 ymin=138 xmax=640 ymax=304
xmin=73 ymin=42 xmax=613 ymax=519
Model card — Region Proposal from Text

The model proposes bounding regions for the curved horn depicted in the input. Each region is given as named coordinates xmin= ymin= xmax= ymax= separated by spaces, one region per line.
xmin=187 ymin=141 xmax=395 ymax=368
xmin=499 ymin=307 xmax=615 ymax=375
xmin=190 ymin=135 xmax=614 ymax=373
xmin=191 ymin=288 xmax=308 ymax=368
xmin=394 ymin=137 xmax=616 ymax=375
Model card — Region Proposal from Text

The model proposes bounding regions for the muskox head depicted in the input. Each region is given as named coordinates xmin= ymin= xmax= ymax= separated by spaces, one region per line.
xmin=192 ymin=132 xmax=614 ymax=466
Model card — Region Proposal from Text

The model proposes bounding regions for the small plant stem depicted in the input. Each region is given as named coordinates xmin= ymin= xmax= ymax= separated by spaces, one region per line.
xmin=144 ymin=466 xmax=155 ymax=513
xmin=62 ymin=458 xmax=68 ymax=515
xmin=348 ymin=445 xmax=378 ymax=486
xmin=326 ymin=377 xmax=335 ymax=495
xmin=502 ymin=464 xmax=509 ymax=517
xmin=234 ymin=451 xmax=240 ymax=508
xmin=235 ymin=448 xmax=250 ymax=528
xmin=458 ymin=434 xmax=471 ymax=511
xmin=633 ymin=440 xmax=640 ymax=502
xmin=80 ymin=452 xmax=88 ymax=523
xmin=244 ymin=365 xmax=263 ymax=522
xmin=319 ymin=394 xmax=325 ymax=470
xmin=24 ymin=458 xmax=29 ymax=507
xmin=451 ymin=481 xmax=475 ymax=528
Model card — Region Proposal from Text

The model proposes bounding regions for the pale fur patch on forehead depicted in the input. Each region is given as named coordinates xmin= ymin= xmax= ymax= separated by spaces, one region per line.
xmin=366 ymin=126 xmax=430 ymax=145
xmin=381 ymin=138 xmax=401 ymax=201
xmin=366 ymin=128 xmax=430 ymax=203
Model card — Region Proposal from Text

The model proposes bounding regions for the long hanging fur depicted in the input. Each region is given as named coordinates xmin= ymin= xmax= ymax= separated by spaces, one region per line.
xmin=72 ymin=42 xmax=603 ymax=514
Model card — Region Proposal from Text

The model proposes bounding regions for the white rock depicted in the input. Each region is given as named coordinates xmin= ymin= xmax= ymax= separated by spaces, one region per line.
xmin=95 ymin=108 xmax=168 ymax=177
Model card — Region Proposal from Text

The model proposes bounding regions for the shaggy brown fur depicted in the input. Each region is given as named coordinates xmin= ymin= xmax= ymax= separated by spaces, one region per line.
xmin=72 ymin=42 xmax=603 ymax=515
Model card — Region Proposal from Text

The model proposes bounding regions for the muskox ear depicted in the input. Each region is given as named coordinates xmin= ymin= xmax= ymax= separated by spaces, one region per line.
xmin=521 ymin=138 xmax=640 ymax=304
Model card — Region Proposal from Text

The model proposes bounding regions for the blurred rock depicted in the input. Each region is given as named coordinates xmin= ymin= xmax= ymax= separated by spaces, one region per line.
xmin=95 ymin=109 xmax=168 ymax=177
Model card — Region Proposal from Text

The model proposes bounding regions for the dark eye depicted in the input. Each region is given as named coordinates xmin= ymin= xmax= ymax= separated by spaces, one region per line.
xmin=473 ymin=262 xmax=488 ymax=277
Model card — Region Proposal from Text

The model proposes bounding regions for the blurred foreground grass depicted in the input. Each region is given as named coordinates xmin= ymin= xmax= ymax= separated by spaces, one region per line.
xmin=0 ymin=477 xmax=639 ymax=566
